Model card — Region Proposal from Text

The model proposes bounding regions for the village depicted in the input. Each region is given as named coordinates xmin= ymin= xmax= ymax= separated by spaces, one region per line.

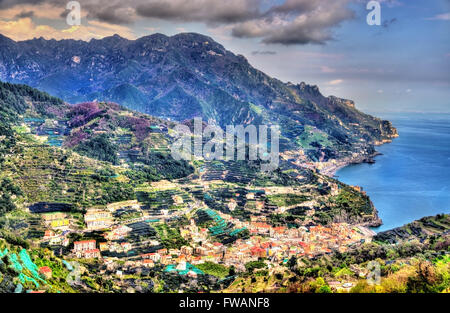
xmin=34 ymin=190 xmax=374 ymax=281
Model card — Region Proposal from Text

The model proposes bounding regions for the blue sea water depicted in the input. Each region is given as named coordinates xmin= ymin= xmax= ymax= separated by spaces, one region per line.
xmin=336 ymin=113 xmax=450 ymax=232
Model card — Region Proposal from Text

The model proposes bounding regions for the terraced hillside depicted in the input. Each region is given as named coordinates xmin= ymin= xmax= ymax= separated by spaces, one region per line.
xmin=1 ymin=81 xmax=382 ymax=228
xmin=374 ymin=214 xmax=450 ymax=244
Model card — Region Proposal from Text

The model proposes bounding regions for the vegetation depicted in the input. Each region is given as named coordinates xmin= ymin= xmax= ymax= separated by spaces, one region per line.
xmin=154 ymin=224 xmax=188 ymax=249
xmin=74 ymin=134 xmax=119 ymax=165
xmin=0 ymin=238 xmax=75 ymax=293
xmin=196 ymin=262 xmax=230 ymax=279
xmin=0 ymin=178 xmax=23 ymax=216
xmin=267 ymin=194 xmax=310 ymax=207
xmin=315 ymin=187 xmax=375 ymax=224
xmin=124 ymin=153 xmax=194 ymax=183
xmin=245 ymin=260 xmax=267 ymax=273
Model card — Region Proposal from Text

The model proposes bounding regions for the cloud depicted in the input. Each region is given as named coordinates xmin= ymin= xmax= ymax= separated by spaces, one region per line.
xmin=136 ymin=0 xmax=262 ymax=24
xmin=15 ymin=10 xmax=34 ymax=19
xmin=91 ymin=5 xmax=136 ymax=25
xmin=375 ymin=0 xmax=403 ymax=8
xmin=328 ymin=79 xmax=343 ymax=85
xmin=321 ymin=66 xmax=336 ymax=73
xmin=0 ymin=17 xmax=136 ymax=41
xmin=268 ymin=0 xmax=317 ymax=14
xmin=426 ymin=13 xmax=450 ymax=21
xmin=0 ymin=3 xmax=65 ymax=20
xmin=129 ymin=0 xmax=357 ymax=46
xmin=231 ymin=0 xmax=355 ymax=45
xmin=251 ymin=50 xmax=277 ymax=55
xmin=0 ymin=0 xmax=356 ymax=45
xmin=0 ymin=0 xmax=137 ymax=24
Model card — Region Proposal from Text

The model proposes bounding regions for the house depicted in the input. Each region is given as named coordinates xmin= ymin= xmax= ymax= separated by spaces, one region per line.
xmin=42 ymin=213 xmax=70 ymax=230
xmin=50 ymin=219 xmax=70 ymax=230
xmin=195 ymin=246 xmax=207 ymax=256
xmin=99 ymin=242 xmax=108 ymax=251
xmin=42 ymin=212 xmax=66 ymax=223
xmin=227 ymin=199 xmax=237 ymax=211
xmin=73 ymin=240 xmax=100 ymax=258
xmin=83 ymin=249 xmax=101 ymax=259
xmin=39 ymin=266 xmax=52 ymax=279
xmin=250 ymin=247 xmax=266 ymax=258
xmin=61 ymin=237 xmax=70 ymax=247
xmin=160 ymin=255 xmax=172 ymax=265
xmin=181 ymin=246 xmax=193 ymax=255
xmin=142 ymin=259 xmax=154 ymax=268
xmin=157 ymin=248 xmax=168 ymax=255
xmin=150 ymin=253 xmax=161 ymax=262
xmin=49 ymin=236 xmax=63 ymax=246
xmin=105 ymin=225 xmax=131 ymax=240
xmin=43 ymin=230 xmax=55 ymax=240
xmin=121 ymin=242 xmax=132 ymax=252
xmin=73 ymin=240 xmax=96 ymax=252
xmin=84 ymin=209 xmax=113 ymax=230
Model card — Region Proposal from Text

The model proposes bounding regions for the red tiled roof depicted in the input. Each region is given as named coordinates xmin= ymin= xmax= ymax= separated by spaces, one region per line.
xmin=74 ymin=240 xmax=96 ymax=245
xmin=84 ymin=249 xmax=100 ymax=253
xmin=39 ymin=266 xmax=52 ymax=273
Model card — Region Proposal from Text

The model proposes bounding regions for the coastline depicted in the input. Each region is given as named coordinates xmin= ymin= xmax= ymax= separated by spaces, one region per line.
xmin=319 ymin=151 xmax=382 ymax=178
xmin=320 ymin=134 xmax=398 ymax=177
xmin=319 ymin=138 xmax=398 ymax=229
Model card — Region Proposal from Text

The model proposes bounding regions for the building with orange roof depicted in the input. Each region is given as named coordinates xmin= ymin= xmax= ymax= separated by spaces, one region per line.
xmin=39 ymin=266 xmax=52 ymax=279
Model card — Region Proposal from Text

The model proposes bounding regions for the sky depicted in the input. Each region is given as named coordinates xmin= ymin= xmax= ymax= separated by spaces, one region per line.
xmin=0 ymin=0 xmax=448 ymax=113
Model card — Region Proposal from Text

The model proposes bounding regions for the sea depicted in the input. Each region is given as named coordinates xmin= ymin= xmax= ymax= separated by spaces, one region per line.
xmin=336 ymin=113 xmax=450 ymax=232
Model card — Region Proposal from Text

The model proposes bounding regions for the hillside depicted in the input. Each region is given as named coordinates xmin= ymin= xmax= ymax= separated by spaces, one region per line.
xmin=374 ymin=214 xmax=450 ymax=244
xmin=0 ymin=81 xmax=382 ymax=237
xmin=0 ymin=33 xmax=397 ymax=162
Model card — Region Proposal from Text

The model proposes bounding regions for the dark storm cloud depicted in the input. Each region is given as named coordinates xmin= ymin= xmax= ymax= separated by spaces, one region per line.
xmin=267 ymin=0 xmax=317 ymax=14
xmin=0 ymin=0 xmax=45 ymax=9
xmin=232 ymin=0 xmax=355 ymax=45
xmin=92 ymin=5 xmax=136 ymax=25
xmin=0 ymin=0 xmax=358 ymax=45
xmin=135 ymin=0 xmax=356 ymax=45
xmin=15 ymin=10 xmax=34 ymax=18
xmin=135 ymin=0 xmax=262 ymax=24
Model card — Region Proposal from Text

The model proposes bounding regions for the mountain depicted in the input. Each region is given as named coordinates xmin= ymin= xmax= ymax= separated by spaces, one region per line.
xmin=0 ymin=33 xmax=397 ymax=162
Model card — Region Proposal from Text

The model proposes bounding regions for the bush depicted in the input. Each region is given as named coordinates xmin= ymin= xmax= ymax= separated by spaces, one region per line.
xmin=245 ymin=260 xmax=267 ymax=273
xmin=74 ymin=134 xmax=119 ymax=164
